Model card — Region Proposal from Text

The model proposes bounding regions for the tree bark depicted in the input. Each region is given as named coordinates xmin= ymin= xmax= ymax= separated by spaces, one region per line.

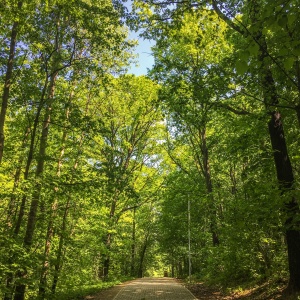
xmin=131 ymin=207 xmax=136 ymax=277
xmin=0 ymin=1 xmax=23 ymax=163
xmin=103 ymin=255 xmax=110 ymax=279
xmin=38 ymin=207 xmax=56 ymax=300
xmin=268 ymin=112 xmax=300 ymax=292
xmin=258 ymin=21 xmax=300 ymax=293
xmin=211 ymin=0 xmax=300 ymax=291
xmin=23 ymin=97 xmax=53 ymax=247
xmin=52 ymin=108 xmax=87 ymax=294
xmin=14 ymin=74 xmax=48 ymax=236
xmin=3 ymin=126 xmax=30 ymax=300
xmin=200 ymin=127 xmax=219 ymax=246
xmin=51 ymin=198 xmax=71 ymax=294
xmin=7 ymin=75 xmax=48 ymax=300
xmin=137 ymin=236 xmax=148 ymax=278
xmin=13 ymin=66 xmax=57 ymax=300
xmin=13 ymin=110 xmax=51 ymax=300
xmin=38 ymin=85 xmax=73 ymax=300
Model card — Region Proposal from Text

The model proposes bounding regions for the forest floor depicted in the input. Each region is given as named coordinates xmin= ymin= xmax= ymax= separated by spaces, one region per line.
xmin=184 ymin=280 xmax=299 ymax=300
xmin=84 ymin=278 xmax=299 ymax=300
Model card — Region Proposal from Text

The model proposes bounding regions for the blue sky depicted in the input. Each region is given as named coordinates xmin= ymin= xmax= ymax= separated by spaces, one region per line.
xmin=124 ymin=0 xmax=155 ymax=76
xmin=126 ymin=30 xmax=155 ymax=76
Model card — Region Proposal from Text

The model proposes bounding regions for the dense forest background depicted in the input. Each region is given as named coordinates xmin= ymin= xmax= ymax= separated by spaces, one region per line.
xmin=0 ymin=0 xmax=300 ymax=299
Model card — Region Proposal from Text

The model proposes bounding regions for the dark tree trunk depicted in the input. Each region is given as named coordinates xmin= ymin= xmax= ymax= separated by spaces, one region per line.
xmin=38 ymin=204 xmax=56 ymax=300
xmin=102 ymin=231 xmax=112 ymax=280
xmin=51 ymin=102 xmax=86 ymax=294
xmin=103 ymin=257 xmax=110 ymax=279
xmin=39 ymin=85 xmax=73 ymax=300
xmin=13 ymin=79 xmax=47 ymax=236
xmin=171 ymin=262 xmax=175 ymax=278
xmin=250 ymin=0 xmax=300 ymax=290
xmin=6 ymin=126 xmax=30 ymax=230
xmin=131 ymin=207 xmax=136 ymax=277
xmin=13 ymin=106 xmax=52 ymax=300
xmin=211 ymin=2 xmax=300 ymax=288
xmin=0 ymin=1 xmax=23 ymax=163
xmin=13 ymin=278 xmax=26 ymax=300
xmin=3 ymin=127 xmax=30 ymax=300
xmin=4 ymin=276 xmax=14 ymax=300
xmin=137 ymin=234 xmax=149 ymax=278
xmin=178 ymin=261 xmax=183 ymax=278
xmin=268 ymin=112 xmax=300 ymax=292
xmin=13 ymin=66 xmax=57 ymax=300
xmin=7 ymin=77 xmax=48 ymax=300
xmin=51 ymin=198 xmax=71 ymax=294
xmin=200 ymin=127 xmax=219 ymax=246
xmin=101 ymin=191 xmax=119 ymax=280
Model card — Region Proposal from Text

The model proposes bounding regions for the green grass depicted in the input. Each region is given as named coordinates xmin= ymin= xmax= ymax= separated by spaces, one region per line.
xmin=52 ymin=276 xmax=135 ymax=300
xmin=53 ymin=281 xmax=119 ymax=300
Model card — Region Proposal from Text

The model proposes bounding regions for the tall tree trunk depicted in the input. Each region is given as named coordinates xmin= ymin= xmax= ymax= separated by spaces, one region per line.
xmin=130 ymin=207 xmax=136 ymax=277
xmin=5 ymin=75 xmax=48 ymax=300
xmin=257 ymin=26 xmax=300 ymax=294
xmin=0 ymin=1 xmax=23 ymax=163
xmin=38 ymin=202 xmax=56 ymax=299
xmin=13 ymin=69 xmax=57 ymax=300
xmin=187 ymin=122 xmax=219 ymax=246
xmin=14 ymin=75 xmax=48 ymax=236
xmin=51 ymin=101 xmax=88 ymax=294
xmin=101 ymin=190 xmax=119 ymax=280
xmin=200 ymin=127 xmax=219 ymax=246
xmin=268 ymin=112 xmax=300 ymax=292
xmin=3 ymin=126 xmax=30 ymax=300
xmin=212 ymin=0 xmax=300 ymax=291
xmin=257 ymin=25 xmax=300 ymax=293
xmin=137 ymin=235 xmax=149 ymax=278
xmin=23 ymin=88 xmax=54 ymax=247
xmin=103 ymin=255 xmax=110 ymax=279
xmin=6 ymin=127 xmax=31 ymax=228
xmin=38 ymin=87 xmax=73 ymax=300
xmin=4 ymin=78 xmax=47 ymax=300
xmin=51 ymin=198 xmax=71 ymax=294
xmin=14 ymin=112 xmax=51 ymax=300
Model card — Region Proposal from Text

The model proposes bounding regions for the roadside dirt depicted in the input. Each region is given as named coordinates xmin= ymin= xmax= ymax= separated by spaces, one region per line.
xmin=184 ymin=281 xmax=299 ymax=300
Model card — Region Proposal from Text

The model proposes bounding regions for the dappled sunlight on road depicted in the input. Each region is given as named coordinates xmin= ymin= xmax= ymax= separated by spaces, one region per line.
xmin=113 ymin=277 xmax=197 ymax=300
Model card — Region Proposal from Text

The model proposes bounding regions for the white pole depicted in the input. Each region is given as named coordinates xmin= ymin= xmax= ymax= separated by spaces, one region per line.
xmin=188 ymin=198 xmax=191 ymax=283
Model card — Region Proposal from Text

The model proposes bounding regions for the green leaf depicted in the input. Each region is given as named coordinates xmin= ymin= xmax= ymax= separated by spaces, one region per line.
xmin=291 ymin=41 xmax=300 ymax=56
xmin=293 ymin=48 xmax=300 ymax=56
xmin=248 ymin=43 xmax=260 ymax=56
xmin=287 ymin=14 xmax=297 ymax=26
xmin=236 ymin=60 xmax=248 ymax=75
xmin=277 ymin=15 xmax=288 ymax=28
xmin=239 ymin=50 xmax=250 ymax=61
xmin=278 ymin=47 xmax=289 ymax=56
xmin=283 ymin=57 xmax=294 ymax=70
xmin=262 ymin=27 xmax=269 ymax=35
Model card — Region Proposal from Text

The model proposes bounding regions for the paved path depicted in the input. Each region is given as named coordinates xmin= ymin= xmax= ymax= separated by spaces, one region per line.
xmin=113 ymin=277 xmax=198 ymax=300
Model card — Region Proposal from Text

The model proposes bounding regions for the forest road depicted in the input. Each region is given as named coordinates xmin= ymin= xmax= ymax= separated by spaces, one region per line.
xmin=112 ymin=277 xmax=198 ymax=300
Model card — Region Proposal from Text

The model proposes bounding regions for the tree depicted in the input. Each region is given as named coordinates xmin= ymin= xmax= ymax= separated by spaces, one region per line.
xmin=90 ymin=75 xmax=163 ymax=279
xmin=0 ymin=0 xmax=134 ymax=298
xmin=150 ymin=10 xmax=234 ymax=245
xmin=133 ymin=0 xmax=300 ymax=292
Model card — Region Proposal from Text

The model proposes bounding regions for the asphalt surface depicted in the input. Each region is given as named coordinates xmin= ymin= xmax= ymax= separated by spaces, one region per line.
xmin=113 ymin=277 xmax=198 ymax=300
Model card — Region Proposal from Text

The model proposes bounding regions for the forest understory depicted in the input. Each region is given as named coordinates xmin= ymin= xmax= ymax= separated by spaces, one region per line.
xmin=185 ymin=280 xmax=296 ymax=300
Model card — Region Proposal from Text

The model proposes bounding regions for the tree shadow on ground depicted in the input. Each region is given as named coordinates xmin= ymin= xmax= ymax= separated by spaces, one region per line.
xmin=185 ymin=280 xmax=300 ymax=300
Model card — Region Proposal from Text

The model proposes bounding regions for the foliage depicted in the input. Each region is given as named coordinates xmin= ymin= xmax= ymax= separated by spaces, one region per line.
xmin=1 ymin=0 xmax=300 ymax=298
